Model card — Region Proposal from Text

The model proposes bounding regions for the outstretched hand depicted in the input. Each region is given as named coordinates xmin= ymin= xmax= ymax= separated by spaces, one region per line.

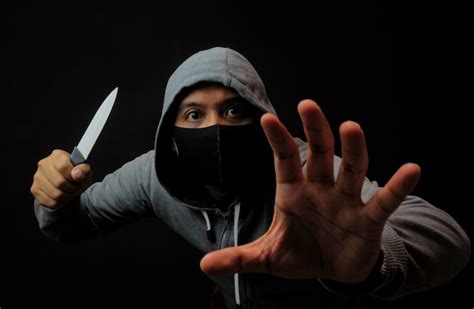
xmin=200 ymin=100 xmax=420 ymax=283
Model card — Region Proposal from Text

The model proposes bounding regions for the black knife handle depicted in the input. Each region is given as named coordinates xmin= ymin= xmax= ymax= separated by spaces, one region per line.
xmin=70 ymin=146 xmax=86 ymax=166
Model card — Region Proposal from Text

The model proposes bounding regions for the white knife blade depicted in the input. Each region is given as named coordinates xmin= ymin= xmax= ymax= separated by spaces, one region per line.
xmin=70 ymin=87 xmax=118 ymax=165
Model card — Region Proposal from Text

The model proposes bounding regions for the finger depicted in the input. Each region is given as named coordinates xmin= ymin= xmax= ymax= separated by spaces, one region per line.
xmin=297 ymin=100 xmax=334 ymax=183
xmin=38 ymin=160 xmax=78 ymax=194
xmin=365 ymin=163 xmax=421 ymax=224
xmin=51 ymin=149 xmax=91 ymax=181
xmin=32 ymin=187 xmax=57 ymax=208
xmin=261 ymin=113 xmax=303 ymax=184
xmin=35 ymin=171 xmax=73 ymax=204
xmin=335 ymin=121 xmax=368 ymax=196
xmin=71 ymin=164 xmax=92 ymax=184
xmin=41 ymin=150 xmax=77 ymax=192
xmin=200 ymin=242 xmax=268 ymax=276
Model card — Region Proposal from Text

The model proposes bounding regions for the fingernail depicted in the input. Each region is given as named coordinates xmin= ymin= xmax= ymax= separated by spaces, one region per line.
xmin=72 ymin=168 xmax=85 ymax=181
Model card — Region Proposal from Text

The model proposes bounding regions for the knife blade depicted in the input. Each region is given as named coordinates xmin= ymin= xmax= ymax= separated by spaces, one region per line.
xmin=70 ymin=87 xmax=118 ymax=165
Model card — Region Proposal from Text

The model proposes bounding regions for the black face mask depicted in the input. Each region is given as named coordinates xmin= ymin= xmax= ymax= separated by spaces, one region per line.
xmin=172 ymin=123 xmax=274 ymax=193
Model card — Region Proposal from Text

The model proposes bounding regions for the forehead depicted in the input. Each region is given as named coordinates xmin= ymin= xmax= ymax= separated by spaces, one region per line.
xmin=179 ymin=84 xmax=238 ymax=106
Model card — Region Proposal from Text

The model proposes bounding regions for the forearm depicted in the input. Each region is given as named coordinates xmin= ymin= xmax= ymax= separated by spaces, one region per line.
xmin=376 ymin=195 xmax=471 ymax=299
xmin=34 ymin=152 xmax=157 ymax=241
xmin=34 ymin=197 xmax=96 ymax=241
xmin=318 ymin=194 xmax=470 ymax=300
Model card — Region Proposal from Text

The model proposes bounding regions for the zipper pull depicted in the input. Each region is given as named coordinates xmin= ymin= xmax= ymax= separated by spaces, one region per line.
xmin=214 ymin=208 xmax=230 ymax=219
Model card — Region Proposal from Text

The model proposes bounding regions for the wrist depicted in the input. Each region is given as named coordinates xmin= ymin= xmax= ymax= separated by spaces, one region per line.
xmin=319 ymin=250 xmax=386 ymax=297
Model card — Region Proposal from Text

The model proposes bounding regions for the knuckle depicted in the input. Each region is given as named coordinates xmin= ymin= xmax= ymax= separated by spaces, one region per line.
xmin=32 ymin=173 xmax=44 ymax=189
xmin=37 ymin=158 xmax=45 ymax=168
xmin=386 ymin=185 xmax=403 ymax=201
xmin=51 ymin=149 xmax=63 ymax=156
xmin=32 ymin=172 xmax=40 ymax=182
xmin=341 ymin=162 xmax=363 ymax=176
xmin=55 ymin=155 xmax=71 ymax=175
xmin=30 ymin=185 xmax=37 ymax=196
xmin=374 ymin=196 xmax=390 ymax=214
xmin=309 ymin=143 xmax=330 ymax=154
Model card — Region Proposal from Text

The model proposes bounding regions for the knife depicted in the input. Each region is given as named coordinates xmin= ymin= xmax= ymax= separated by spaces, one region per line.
xmin=70 ymin=87 xmax=118 ymax=165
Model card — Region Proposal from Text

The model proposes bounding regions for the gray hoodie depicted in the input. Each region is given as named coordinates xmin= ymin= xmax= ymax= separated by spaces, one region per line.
xmin=35 ymin=47 xmax=471 ymax=308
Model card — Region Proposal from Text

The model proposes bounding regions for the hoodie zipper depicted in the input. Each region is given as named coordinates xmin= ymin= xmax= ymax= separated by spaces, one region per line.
xmin=201 ymin=208 xmax=231 ymax=244
xmin=215 ymin=208 xmax=233 ymax=250
xmin=214 ymin=203 xmax=245 ymax=306
xmin=213 ymin=208 xmax=230 ymax=219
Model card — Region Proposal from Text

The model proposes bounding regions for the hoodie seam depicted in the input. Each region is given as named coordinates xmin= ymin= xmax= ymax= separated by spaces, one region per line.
xmin=225 ymin=48 xmax=231 ymax=87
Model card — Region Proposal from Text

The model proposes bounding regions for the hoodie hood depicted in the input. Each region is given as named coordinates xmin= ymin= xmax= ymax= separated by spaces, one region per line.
xmin=154 ymin=47 xmax=277 ymax=198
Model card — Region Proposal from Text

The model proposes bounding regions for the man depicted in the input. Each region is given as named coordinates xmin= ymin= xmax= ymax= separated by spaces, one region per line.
xmin=31 ymin=47 xmax=471 ymax=308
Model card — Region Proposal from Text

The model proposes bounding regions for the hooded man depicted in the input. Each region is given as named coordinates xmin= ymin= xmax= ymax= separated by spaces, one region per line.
xmin=31 ymin=47 xmax=471 ymax=308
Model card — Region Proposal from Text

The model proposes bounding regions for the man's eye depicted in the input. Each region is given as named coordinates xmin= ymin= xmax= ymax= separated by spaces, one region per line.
xmin=225 ymin=106 xmax=242 ymax=118
xmin=185 ymin=111 xmax=201 ymax=121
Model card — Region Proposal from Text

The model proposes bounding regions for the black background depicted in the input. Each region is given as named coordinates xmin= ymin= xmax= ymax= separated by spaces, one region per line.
xmin=4 ymin=1 xmax=472 ymax=308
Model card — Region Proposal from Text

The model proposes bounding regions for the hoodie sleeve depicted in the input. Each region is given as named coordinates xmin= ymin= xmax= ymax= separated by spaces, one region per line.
xmin=319 ymin=166 xmax=471 ymax=299
xmin=374 ymin=192 xmax=471 ymax=299
xmin=34 ymin=151 xmax=156 ymax=241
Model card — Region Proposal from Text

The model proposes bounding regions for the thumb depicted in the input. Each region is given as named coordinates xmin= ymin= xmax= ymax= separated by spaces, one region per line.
xmin=71 ymin=164 xmax=92 ymax=183
xmin=200 ymin=242 xmax=268 ymax=276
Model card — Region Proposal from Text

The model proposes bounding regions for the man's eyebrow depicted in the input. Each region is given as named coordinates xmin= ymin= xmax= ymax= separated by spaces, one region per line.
xmin=220 ymin=96 xmax=248 ymax=106
xmin=178 ymin=101 xmax=202 ymax=112
xmin=178 ymin=96 xmax=249 ymax=112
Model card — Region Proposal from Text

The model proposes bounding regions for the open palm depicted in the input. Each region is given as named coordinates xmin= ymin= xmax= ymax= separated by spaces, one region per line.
xmin=200 ymin=100 xmax=420 ymax=283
